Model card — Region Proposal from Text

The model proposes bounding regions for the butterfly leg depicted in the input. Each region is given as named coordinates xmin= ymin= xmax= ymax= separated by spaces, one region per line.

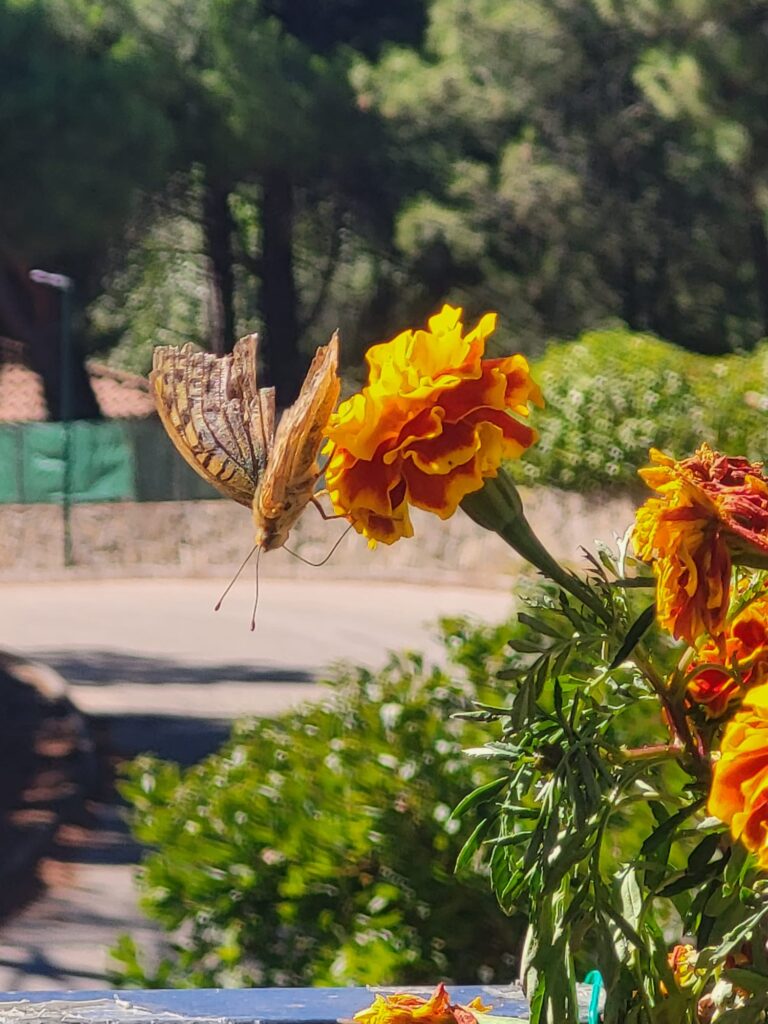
xmin=313 ymin=493 xmax=348 ymax=520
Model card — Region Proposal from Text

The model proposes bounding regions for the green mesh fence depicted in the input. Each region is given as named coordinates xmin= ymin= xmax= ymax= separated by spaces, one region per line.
xmin=0 ymin=419 xmax=220 ymax=504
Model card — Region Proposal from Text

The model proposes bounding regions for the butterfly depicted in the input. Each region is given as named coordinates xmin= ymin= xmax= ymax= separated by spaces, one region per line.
xmin=150 ymin=332 xmax=341 ymax=552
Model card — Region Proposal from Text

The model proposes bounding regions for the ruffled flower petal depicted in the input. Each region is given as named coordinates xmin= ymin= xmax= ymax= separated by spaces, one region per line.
xmin=353 ymin=984 xmax=491 ymax=1024
xmin=709 ymin=681 xmax=768 ymax=865
xmin=325 ymin=305 xmax=541 ymax=546
xmin=633 ymin=445 xmax=768 ymax=645
xmin=688 ymin=594 xmax=768 ymax=717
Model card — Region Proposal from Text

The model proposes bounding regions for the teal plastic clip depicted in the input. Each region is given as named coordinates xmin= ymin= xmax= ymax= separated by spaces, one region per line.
xmin=584 ymin=970 xmax=604 ymax=1024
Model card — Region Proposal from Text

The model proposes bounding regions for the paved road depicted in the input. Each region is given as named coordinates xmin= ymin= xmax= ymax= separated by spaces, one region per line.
xmin=0 ymin=577 xmax=513 ymax=991
xmin=2 ymin=578 xmax=512 ymax=717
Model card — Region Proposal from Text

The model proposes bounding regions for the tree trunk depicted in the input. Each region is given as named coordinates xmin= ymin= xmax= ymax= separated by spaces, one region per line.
xmin=260 ymin=169 xmax=302 ymax=407
xmin=202 ymin=175 xmax=236 ymax=356
xmin=0 ymin=261 xmax=100 ymax=421
xmin=748 ymin=204 xmax=768 ymax=340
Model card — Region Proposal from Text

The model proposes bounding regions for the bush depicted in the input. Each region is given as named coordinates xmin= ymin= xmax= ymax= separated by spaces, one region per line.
xmin=511 ymin=328 xmax=768 ymax=491
xmin=112 ymin=620 xmax=525 ymax=989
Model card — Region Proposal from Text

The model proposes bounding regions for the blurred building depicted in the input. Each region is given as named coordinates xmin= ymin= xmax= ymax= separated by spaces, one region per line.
xmin=0 ymin=337 xmax=154 ymax=422
xmin=0 ymin=336 xmax=213 ymax=504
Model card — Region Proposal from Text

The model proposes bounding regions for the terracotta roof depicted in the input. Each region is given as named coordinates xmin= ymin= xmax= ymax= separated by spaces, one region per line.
xmin=0 ymin=338 xmax=155 ymax=421
xmin=0 ymin=339 xmax=47 ymax=422
xmin=86 ymin=361 xmax=155 ymax=419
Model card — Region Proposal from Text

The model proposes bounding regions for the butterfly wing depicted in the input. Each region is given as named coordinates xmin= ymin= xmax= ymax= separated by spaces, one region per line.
xmin=254 ymin=332 xmax=341 ymax=548
xmin=150 ymin=335 xmax=275 ymax=507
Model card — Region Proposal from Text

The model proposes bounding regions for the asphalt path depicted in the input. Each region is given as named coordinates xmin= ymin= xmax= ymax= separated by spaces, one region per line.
xmin=0 ymin=577 xmax=513 ymax=991
xmin=2 ymin=578 xmax=513 ymax=718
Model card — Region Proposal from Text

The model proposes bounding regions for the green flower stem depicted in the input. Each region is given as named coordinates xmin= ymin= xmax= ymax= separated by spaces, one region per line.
xmin=461 ymin=469 xmax=609 ymax=623
xmin=633 ymin=648 xmax=706 ymax=771
xmin=615 ymin=743 xmax=684 ymax=763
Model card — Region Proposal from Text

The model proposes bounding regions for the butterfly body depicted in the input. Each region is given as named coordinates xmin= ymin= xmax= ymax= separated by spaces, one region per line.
xmin=151 ymin=332 xmax=340 ymax=551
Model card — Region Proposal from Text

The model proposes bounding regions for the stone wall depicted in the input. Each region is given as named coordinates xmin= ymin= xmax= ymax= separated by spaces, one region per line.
xmin=0 ymin=489 xmax=638 ymax=585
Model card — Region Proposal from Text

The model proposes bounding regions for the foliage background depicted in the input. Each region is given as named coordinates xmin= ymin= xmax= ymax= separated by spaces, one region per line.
xmin=113 ymin=621 xmax=526 ymax=987
xmin=6 ymin=0 xmax=768 ymax=427
xmin=510 ymin=330 xmax=768 ymax=492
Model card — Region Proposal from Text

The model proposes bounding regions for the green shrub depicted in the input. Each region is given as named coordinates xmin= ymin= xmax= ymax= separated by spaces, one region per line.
xmin=113 ymin=623 xmax=525 ymax=989
xmin=511 ymin=329 xmax=768 ymax=491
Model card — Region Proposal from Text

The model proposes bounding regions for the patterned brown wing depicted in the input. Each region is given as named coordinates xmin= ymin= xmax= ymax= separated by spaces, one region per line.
xmin=150 ymin=335 xmax=275 ymax=507
xmin=254 ymin=332 xmax=341 ymax=549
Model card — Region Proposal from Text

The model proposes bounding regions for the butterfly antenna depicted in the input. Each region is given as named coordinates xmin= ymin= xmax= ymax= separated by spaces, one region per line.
xmin=283 ymin=523 xmax=354 ymax=567
xmin=215 ymin=545 xmax=258 ymax=611
xmin=250 ymin=545 xmax=263 ymax=632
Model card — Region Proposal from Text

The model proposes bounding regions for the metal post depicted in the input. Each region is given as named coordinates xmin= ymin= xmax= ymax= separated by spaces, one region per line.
xmin=29 ymin=269 xmax=75 ymax=567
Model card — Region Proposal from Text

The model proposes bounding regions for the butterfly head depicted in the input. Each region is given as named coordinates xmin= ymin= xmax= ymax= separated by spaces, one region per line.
xmin=253 ymin=487 xmax=314 ymax=551
xmin=253 ymin=502 xmax=292 ymax=552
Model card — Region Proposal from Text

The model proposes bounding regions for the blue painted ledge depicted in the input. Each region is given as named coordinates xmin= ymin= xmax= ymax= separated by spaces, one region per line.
xmin=0 ymin=985 xmax=596 ymax=1022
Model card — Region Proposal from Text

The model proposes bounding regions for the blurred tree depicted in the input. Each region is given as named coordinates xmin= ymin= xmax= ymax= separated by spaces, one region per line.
xmin=626 ymin=0 xmax=768 ymax=337
xmin=357 ymin=0 xmax=768 ymax=356
xmin=0 ymin=0 xmax=173 ymax=418
xmin=125 ymin=0 xmax=426 ymax=404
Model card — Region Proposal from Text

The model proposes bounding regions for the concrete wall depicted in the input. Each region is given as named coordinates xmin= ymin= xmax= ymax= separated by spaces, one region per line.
xmin=0 ymin=489 xmax=639 ymax=586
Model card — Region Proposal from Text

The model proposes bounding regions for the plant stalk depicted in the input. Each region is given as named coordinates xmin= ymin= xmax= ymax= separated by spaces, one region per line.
xmin=461 ymin=469 xmax=610 ymax=623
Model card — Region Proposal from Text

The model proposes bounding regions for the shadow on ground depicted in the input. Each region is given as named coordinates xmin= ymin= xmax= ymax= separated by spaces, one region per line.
xmin=96 ymin=712 xmax=232 ymax=767
xmin=22 ymin=649 xmax=314 ymax=686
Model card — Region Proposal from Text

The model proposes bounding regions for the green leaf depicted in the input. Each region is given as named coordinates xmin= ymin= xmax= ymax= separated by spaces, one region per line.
xmin=603 ymin=902 xmax=645 ymax=953
xmin=455 ymin=816 xmax=494 ymax=872
xmin=451 ymin=776 xmax=508 ymax=819
xmin=618 ymin=867 xmax=643 ymax=932
xmin=687 ymin=832 xmax=722 ymax=874
xmin=724 ymin=966 xmax=768 ymax=993
xmin=509 ymin=638 xmax=550 ymax=654
xmin=706 ymin=900 xmax=768 ymax=964
xmin=641 ymin=799 xmax=703 ymax=857
xmin=517 ymin=612 xmax=567 ymax=639
xmin=609 ymin=603 xmax=656 ymax=669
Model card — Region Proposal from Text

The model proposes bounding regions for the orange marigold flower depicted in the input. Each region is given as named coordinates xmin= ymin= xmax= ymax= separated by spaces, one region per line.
xmin=324 ymin=304 xmax=542 ymax=546
xmin=353 ymin=984 xmax=491 ymax=1024
xmin=688 ymin=594 xmax=768 ymax=717
xmin=709 ymin=681 xmax=768 ymax=867
xmin=668 ymin=944 xmax=699 ymax=989
xmin=633 ymin=445 xmax=768 ymax=645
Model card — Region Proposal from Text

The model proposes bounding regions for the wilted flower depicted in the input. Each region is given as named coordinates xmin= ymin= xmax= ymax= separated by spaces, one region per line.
xmin=633 ymin=445 xmax=768 ymax=645
xmin=688 ymin=594 xmax=768 ymax=718
xmin=353 ymin=984 xmax=491 ymax=1024
xmin=708 ymin=681 xmax=768 ymax=866
xmin=324 ymin=304 xmax=542 ymax=546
